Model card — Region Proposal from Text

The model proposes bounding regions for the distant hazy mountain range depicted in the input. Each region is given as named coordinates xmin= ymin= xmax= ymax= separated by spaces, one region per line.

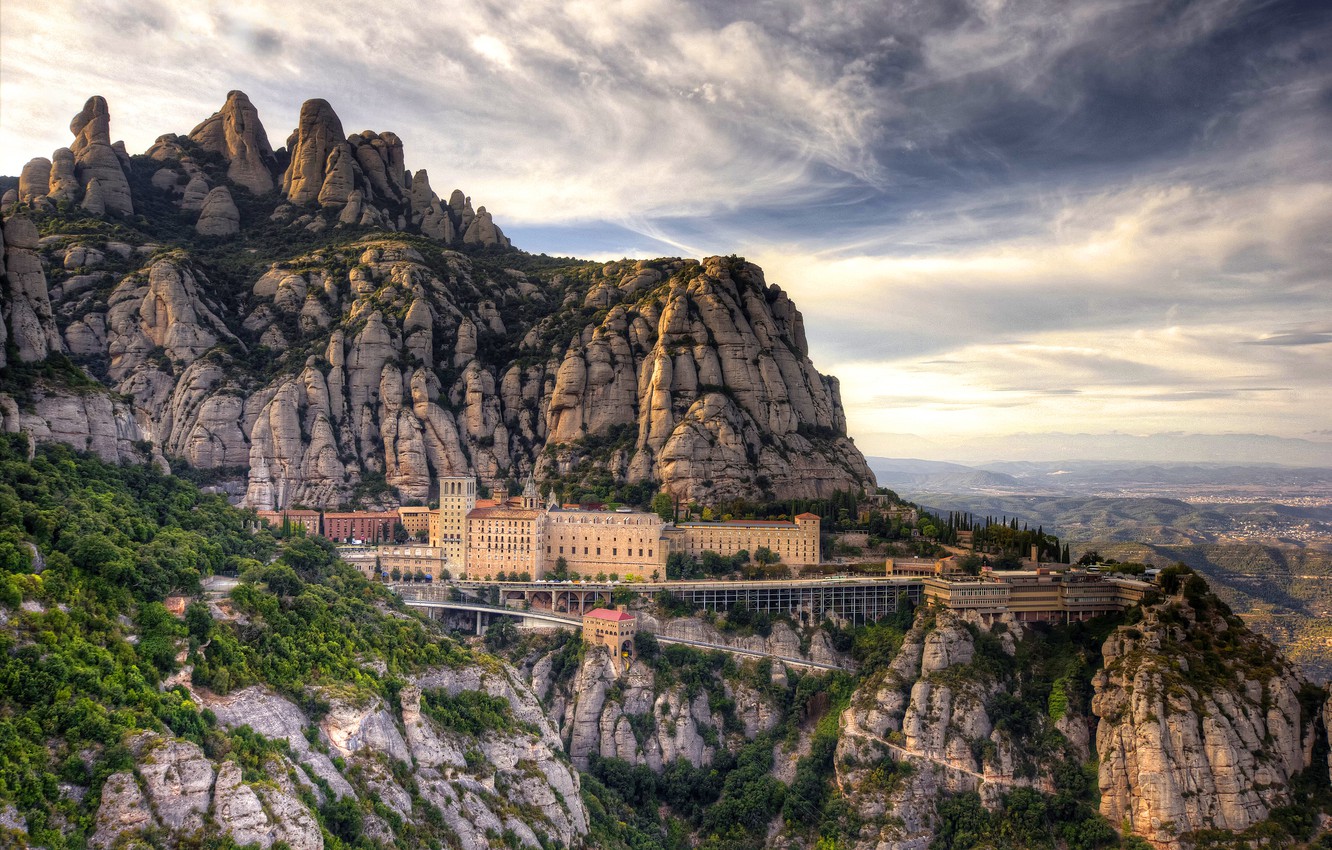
xmin=869 ymin=431 xmax=1332 ymax=467
xmin=868 ymin=456 xmax=1332 ymax=546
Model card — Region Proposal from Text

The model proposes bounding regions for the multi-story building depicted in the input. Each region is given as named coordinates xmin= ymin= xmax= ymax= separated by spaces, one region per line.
xmin=923 ymin=567 xmax=1153 ymax=624
xmin=324 ymin=511 xmax=397 ymax=543
xmin=314 ymin=475 xmax=826 ymax=581
xmin=545 ymin=508 xmax=666 ymax=580
xmin=378 ymin=544 xmax=447 ymax=579
xmin=397 ymin=506 xmax=432 ymax=541
xmin=465 ymin=504 xmax=545 ymax=580
xmin=430 ymin=476 xmax=477 ymax=573
xmin=673 ymin=513 xmax=821 ymax=567
xmin=582 ymin=608 xmax=637 ymax=672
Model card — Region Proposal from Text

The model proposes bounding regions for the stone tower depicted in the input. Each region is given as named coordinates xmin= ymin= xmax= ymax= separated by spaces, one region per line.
xmin=433 ymin=476 xmax=476 ymax=574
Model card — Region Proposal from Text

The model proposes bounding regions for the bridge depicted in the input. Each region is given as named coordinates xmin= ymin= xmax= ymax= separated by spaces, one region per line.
xmin=396 ymin=591 xmax=851 ymax=671
xmin=416 ymin=576 xmax=924 ymax=627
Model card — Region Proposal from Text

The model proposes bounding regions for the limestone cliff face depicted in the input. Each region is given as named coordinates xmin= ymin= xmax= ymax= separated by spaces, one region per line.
xmin=530 ymin=639 xmax=791 ymax=773
xmin=0 ymin=215 xmax=157 ymax=466
xmin=1092 ymin=596 xmax=1319 ymax=849
xmin=88 ymin=664 xmax=587 ymax=850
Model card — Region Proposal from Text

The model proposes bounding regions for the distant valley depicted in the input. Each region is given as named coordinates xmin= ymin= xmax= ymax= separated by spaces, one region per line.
xmin=870 ymin=456 xmax=1332 ymax=683
xmin=869 ymin=457 xmax=1332 ymax=547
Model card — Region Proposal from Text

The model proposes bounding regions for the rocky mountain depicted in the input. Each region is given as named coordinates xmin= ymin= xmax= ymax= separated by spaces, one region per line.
xmin=0 ymin=91 xmax=873 ymax=507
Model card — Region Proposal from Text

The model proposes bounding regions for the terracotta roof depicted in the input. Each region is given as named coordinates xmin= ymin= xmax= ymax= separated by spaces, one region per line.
xmin=794 ymin=512 xmax=821 ymax=520
xmin=585 ymin=608 xmax=635 ymax=621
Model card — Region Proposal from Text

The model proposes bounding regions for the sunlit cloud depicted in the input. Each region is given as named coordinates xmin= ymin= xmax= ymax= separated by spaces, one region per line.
xmin=1 ymin=0 xmax=1328 ymax=461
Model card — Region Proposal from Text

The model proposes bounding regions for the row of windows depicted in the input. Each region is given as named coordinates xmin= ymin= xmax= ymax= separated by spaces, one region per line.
xmin=547 ymin=545 xmax=654 ymax=558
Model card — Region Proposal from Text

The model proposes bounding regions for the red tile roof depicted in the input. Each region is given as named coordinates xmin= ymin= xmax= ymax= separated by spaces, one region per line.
xmin=585 ymin=608 xmax=635 ymax=621
xmin=794 ymin=512 xmax=821 ymax=520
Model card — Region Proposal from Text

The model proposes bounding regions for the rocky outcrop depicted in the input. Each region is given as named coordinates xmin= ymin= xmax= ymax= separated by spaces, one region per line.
xmin=18 ymin=158 xmax=51 ymax=203
xmin=538 ymin=639 xmax=787 ymax=775
xmin=91 ymin=772 xmax=156 ymax=848
xmin=539 ymin=256 xmax=875 ymax=501
xmin=86 ymin=662 xmax=589 ymax=850
xmin=834 ymin=609 xmax=1072 ymax=850
xmin=1093 ymin=594 xmax=1319 ymax=848
xmin=69 ymin=96 xmax=134 ymax=215
xmin=188 ymin=90 xmax=277 ymax=195
xmin=2 ymin=216 xmax=62 ymax=363
xmin=196 ymin=186 xmax=240 ymax=236
xmin=283 ymin=98 xmax=347 ymax=206
xmin=6 ymin=92 xmax=872 ymax=507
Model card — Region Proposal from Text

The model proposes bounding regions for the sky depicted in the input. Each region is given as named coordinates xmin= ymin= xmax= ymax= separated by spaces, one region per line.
xmin=2 ymin=0 xmax=1330 ymax=464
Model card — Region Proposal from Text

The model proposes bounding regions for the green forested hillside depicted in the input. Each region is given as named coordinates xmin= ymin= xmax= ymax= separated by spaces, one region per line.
xmin=0 ymin=434 xmax=470 ymax=848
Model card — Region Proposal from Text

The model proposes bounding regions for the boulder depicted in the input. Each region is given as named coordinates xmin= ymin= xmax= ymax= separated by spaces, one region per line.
xmin=18 ymin=157 xmax=51 ymax=202
xmin=196 ymin=186 xmax=241 ymax=237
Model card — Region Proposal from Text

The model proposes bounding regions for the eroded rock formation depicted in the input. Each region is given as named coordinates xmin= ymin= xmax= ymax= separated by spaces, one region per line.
xmin=1093 ymin=597 xmax=1318 ymax=848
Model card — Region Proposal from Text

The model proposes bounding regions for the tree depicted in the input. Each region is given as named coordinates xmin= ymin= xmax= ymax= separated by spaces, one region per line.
xmin=390 ymin=567 xmax=402 ymax=581
xmin=652 ymin=492 xmax=674 ymax=522
xmin=486 ymin=616 xmax=518 ymax=651
xmin=754 ymin=547 xmax=779 ymax=566
xmin=552 ymin=556 xmax=569 ymax=579
xmin=185 ymin=602 xmax=213 ymax=643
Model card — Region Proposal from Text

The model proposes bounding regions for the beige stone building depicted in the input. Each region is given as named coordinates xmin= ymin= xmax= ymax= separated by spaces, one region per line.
xmin=397 ymin=506 xmax=432 ymax=541
xmin=429 ymin=476 xmax=477 ymax=574
xmin=582 ymin=608 xmax=636 ymax=672
xmin=674 ymin=513 xmax=821 ymax=566
xmin=545 ymin=508 xmax=667 ymax=579
xmin=465 ymin=504 xmax=545 ymax=580
xmin=402 ymin=475 xmax=826 ymax=580
xmin=378 ymin=544 xmax=447 ymax=580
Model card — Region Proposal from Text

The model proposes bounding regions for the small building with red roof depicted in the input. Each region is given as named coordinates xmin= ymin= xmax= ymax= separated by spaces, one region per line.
xmin=583 ymin=608 xmax=637 ymax=670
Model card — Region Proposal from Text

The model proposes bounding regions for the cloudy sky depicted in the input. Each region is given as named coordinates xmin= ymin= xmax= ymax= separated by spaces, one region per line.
xmin=2 ymin=0 xmax=1329 ymax=463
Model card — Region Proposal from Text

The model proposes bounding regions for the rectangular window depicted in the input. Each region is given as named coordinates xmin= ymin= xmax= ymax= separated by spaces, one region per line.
xmin=612 ymin=548 xmax=617 ymax=556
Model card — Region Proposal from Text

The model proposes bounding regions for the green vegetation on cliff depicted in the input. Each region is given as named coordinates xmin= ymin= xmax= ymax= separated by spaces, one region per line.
xmin=0 ymin=435 xmax=476 ymax=848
